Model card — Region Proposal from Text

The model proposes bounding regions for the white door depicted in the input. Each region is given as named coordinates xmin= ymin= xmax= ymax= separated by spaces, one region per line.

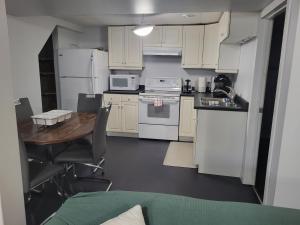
xmin=60 ymin=77 xmax=93 ymax=111
xmin=203 ymin=23 xmax=220 ymax=69
xmin=107 ymin=103 xmax=122 ymax=132
xmin=162 ymin=26 xmax=183 ymax=47
xmin=179 ymin=97 xmax=196 ymax=137
xmin=143 ymin=26 xmax=163 ymax=47
xmin=108 ymin=27 xmax=125 ymax=67
xmin=125 ymin=26 xmax=143 ymax=68
xmin=122 ymin=102 xmax=139 ymax=133
xmin=182 ymin=25 xmax=204 ymax=68
xmin=58 ymin=49 xmax=93 ymax=77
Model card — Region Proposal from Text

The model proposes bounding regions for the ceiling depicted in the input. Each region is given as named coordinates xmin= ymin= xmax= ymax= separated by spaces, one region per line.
xmin=59 ymin=13 xmax=223 ymax=26
xmin=6 ymin=0 xmax=274 ymax=26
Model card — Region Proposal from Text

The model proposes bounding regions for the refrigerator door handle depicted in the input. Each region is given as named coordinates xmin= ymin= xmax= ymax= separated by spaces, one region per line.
xmin=90 ymin=53 xmax=95 ymax=94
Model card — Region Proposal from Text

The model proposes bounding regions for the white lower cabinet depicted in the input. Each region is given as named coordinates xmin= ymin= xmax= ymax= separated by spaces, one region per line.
xmin=122 ymin=101 xmax=139 ymax=133
xmin=179 ymin=96 xmax=196 ymax=140
xmin=104 ymin=94 xmax=139 ymax=134
xmin=195 ymin=110 xmax=247 ymax=178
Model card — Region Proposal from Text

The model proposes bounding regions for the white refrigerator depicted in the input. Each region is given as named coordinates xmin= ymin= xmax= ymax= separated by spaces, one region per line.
xmin=58 ymin=49 xmax=109 ymax=111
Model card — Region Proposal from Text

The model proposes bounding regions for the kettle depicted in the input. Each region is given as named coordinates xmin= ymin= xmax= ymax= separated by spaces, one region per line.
xmin=183 ymin=79 xmax=192 ymax=93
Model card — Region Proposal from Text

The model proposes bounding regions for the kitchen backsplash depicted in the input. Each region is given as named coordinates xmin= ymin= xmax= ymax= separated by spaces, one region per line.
xmin=111 ymin=56 xmax=219 ymax=86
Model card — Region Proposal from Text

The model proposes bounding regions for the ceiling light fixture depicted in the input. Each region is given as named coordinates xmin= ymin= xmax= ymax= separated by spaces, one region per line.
xmin=133 ymin=25 xmax=154 ymax=36
xmin=133 ymin=15 xmax=154 ymax=37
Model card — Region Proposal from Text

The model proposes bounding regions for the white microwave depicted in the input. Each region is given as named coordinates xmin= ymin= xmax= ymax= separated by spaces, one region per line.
xmin=110 ymin=74 xmax=140 ymax=91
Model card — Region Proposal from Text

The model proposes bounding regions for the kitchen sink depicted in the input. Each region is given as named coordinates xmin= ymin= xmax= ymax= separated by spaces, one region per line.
xmin=199 ymin=97 xmax=240 ymax=108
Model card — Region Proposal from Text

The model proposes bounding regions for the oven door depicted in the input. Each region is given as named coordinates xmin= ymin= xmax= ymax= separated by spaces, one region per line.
xmin=139 ymin=96 xmax=180 ymax=126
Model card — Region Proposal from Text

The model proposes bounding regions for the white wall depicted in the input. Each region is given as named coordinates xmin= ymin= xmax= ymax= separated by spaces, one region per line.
xmin=56 ymin=26 xmax=80 ymax=48
xmin=77 ymin=26 xmax=108 ymax=50
xmin=7 ymin=16 xmax=82 ymax=113
xmin=234 ymin=39 xmax=258 ymax=102
xmin=0 ymin=0 xmax=26 ymax=224
xmin=273 ymin=1 xmax=300 ymax=208
xmin=56 ymin=26 xmax=108 ymax=49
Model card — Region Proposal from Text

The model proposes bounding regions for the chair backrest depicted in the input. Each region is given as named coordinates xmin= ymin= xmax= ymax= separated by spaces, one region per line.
xmin=15 ymin=98 xmax=34 ymax=122
xmin=92 ymin=105 xmax=111 ymax=162
xmin=77 ymin=93 xmax=102 ymax=113
xmin=18 ymin=136 xmax=30 ymax=194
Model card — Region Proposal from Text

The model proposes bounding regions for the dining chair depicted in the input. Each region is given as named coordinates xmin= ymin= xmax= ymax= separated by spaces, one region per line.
xmin=15 ymin=98 xmax=50 ymax=163
xmin=18 ymin=136 xmax=65 ymax=201
xmin=54 ymin=105 xmax=112 ymax=191
xmin=77 ymin=93 xmax=102 ymax=113
xmin=76 ymin=93 xmax=103 ymax=145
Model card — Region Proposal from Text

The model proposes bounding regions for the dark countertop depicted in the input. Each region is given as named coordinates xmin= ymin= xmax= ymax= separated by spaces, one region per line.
xmin=104 ymin=86 xmax=145 ymax=95
xmin=103 ymin=90 xmax=141 ymax=95
xmin=193 ymin=92 xmax=249 ymax=112
xmin=180 ymin=91 xmax=197 ymax=97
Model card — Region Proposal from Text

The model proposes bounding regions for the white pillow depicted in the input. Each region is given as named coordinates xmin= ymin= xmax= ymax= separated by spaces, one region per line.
xmin=100 ymin=205 xmax=146 ymax=225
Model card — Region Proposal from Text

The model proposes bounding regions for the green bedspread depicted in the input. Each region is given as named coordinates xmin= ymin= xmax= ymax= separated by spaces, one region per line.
xmin=45 ymin=191 xmax=300 ymax=225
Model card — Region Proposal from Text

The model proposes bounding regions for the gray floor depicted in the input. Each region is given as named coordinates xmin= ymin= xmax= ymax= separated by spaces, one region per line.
xmin=105 ymin=137 xmax=259 ymax=203
xmin=27 ymin=136 xmax=258 ymax=224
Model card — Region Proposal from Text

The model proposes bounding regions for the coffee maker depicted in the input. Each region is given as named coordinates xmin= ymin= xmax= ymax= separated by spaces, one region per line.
xmin=182 ymin=79 xmax=192 ymax=93
xmin=212 ymin=75 xmax=232 ymax=98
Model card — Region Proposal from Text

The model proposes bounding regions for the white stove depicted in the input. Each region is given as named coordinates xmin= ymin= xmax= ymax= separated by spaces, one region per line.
xmin=139 ymin=77 xmax=182 ymax=141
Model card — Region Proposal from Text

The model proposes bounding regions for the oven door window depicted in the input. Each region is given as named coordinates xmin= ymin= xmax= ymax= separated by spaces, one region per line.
xmin=112 ymin=78 xmax=128 ymax=87
xmin=147 ymin=104 xmax=170 ymax=118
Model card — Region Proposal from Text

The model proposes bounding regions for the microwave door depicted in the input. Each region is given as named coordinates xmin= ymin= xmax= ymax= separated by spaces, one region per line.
xmin=111 ymin=77 xmax=129 ymax=90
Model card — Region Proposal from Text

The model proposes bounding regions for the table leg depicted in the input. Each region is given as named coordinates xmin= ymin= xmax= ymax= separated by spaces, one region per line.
xmin=47 ymin=144 xmax=54 ymax=162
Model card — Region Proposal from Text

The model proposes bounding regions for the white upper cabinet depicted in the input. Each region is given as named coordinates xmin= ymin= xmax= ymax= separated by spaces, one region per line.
xmin=125 ymin=26 xmax=143 ymax=68
xmin=142 ymin=26 xmax=163 ymax=47
xmin=162 ymin=26 xmax=183 ymax=48
xmin=216 ymin=44 xmax=241 ymax=74
xmin=108 ymin=26 xmax=142 ymax=70
xmin=143 ymin=26 xmax=182 ymax=48
xmin=108 ymin=26 xmax=125 ymax=67
xmin=218 ymin=12 xmax=230 ymax=43
xmin=182 ymin=25 xmax=204 ymax=68
xmin=223 ymin=12 xmax=259 ymax=44
xmin=203 ymin=23 xmax=220 ymax=69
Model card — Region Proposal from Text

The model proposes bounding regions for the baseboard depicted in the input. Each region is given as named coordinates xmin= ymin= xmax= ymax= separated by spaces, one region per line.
xmin=107 ymin=132 xmax=139 ymax=138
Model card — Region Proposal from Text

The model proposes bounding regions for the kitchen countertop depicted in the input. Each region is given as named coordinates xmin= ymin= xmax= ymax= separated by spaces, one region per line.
xmin=103 ymin=86 xmax=145 ymax=95
xmin=193 ymin=92 xmax=249 ymax=112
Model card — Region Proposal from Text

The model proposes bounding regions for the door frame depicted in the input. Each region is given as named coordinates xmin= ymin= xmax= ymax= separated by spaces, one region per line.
xmin=262 ymin=0 xmax=300 ymax=205
xmin=245 ymin=0 xmax=300 ymax=205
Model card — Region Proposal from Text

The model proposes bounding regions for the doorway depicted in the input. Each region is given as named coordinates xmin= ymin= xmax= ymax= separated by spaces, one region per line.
xmin=254 ymin=11 xmax=286 ymax=201
xmin=39 ymin=35 xmax=57 ymax=112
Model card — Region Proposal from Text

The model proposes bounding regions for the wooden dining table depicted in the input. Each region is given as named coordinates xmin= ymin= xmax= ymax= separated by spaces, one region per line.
xmin=18 ymin=112 xmax=96 ymax=157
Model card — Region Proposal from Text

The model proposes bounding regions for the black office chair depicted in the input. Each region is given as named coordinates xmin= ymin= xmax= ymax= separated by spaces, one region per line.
xmin=15 ymin=98 xmax=34 ymax=123
xmin=77 ymin=93 xmax=102 ymax=113
xmin=19 ymin=136 xmax=65 ymax=200
xmin=76 ymin=93 xmax=103 ymax=145
xmin=15 ymin=98 xmax=49 ymax=162
xmin=55 ymin=105 xmax=112 ymax=191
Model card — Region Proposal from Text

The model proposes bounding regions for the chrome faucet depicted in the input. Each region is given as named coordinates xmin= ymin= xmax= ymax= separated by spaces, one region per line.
xmin=214 ymin=86 xmax=236 ymax=101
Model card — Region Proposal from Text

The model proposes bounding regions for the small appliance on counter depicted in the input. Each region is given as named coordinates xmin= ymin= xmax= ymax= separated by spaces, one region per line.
xmin=110 ymin=74 xmax=140 ymax=91
xmin=195 ymin=77 xmax=207 ymax=93
xmin=182 ymin=79 xmax=192 ymax=94
xmin=212 ymin=74 xmax=232 ymax=98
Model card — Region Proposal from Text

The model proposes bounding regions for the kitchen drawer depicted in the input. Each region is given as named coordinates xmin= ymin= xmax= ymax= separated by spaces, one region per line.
xmin=104 ymin=94 xmax=122 ymax=104
xmin=121 ymin=95 xmax=139 ymax=103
